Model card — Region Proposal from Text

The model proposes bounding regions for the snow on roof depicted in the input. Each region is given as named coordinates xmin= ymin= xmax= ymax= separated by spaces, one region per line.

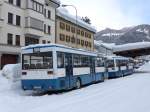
xmin=22 ymin=43 xmax=67 ymax=50
xmin=104 ymin=55 xmax=129 ymax=60
xmin=56 ymin=7 xmax=97 ymax=33
xmin=50 ymin=0 xmax=60 ymax=5
xmin=114 ymin=42 xmax=150 ymax=52
xmin=94 ymin=40 xmax=115 ymax=50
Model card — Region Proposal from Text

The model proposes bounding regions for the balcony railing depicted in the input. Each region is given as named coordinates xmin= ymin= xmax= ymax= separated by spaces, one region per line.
xmin=0 ymin=43 xmax=21 ymax=54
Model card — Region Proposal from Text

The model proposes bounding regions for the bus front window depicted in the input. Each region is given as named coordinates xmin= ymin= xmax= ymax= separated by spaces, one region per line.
xmin=22 ymin=52 xmax=53 ymax=69
xmin=106 ymin=60 xmax=114 ymax=68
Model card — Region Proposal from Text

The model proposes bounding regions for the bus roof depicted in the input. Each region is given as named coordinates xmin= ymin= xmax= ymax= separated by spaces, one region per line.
xmin=105 ymin=55 xmax=129 ymax=60
xmin=22 ymin=44 xmax=97 ymax=56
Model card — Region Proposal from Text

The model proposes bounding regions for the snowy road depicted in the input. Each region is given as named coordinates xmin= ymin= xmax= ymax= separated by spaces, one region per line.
xmin=0 ymin=63 xmax=150 ymax=112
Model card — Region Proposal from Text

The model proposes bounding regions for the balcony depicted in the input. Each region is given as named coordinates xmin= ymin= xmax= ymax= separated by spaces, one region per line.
xmin=24 ymin=27 xmax=44 ymax=38
xmin=0 ymin=44 xmax=21 ymax=54
xmin=25 ymin=17 xmax=44 ymax=38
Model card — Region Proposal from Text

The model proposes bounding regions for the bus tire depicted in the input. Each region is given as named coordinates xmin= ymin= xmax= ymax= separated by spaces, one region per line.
xmin=76 ymin=79 xmax=81 ymax=89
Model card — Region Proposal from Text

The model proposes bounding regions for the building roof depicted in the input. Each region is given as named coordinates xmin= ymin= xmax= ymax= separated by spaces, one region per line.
xmin=94 ymin=40 xmax=115 ymax=50
xmin=56 ymin=7 xmax=97 ymax=33
xmin=114 ymin=42 xmax=150 ymax=52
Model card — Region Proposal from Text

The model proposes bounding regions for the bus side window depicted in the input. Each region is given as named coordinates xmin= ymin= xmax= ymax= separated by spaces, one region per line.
xmin=57 ymin=52 xmax=64 ymax=68
xmin=73 ymin=54 xmax=81 ymax=67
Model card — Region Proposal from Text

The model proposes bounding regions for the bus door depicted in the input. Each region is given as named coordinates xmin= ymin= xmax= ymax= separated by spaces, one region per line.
xmin=65 ymin=53 xmax=73 ymax=89
xmin=90 ymin=57 xmax=96 ymax=82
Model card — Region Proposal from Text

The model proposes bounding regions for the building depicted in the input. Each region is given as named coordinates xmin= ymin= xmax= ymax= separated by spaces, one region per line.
xmin=56 ymin=8 xmax=96 ymax=51
xmin=0 ymin=0 xmax=60 ymax=68
xmin=94 ymin=40 xmax=114 ymax=56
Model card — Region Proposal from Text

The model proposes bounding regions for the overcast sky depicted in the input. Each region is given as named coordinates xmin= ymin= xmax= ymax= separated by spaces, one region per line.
xmin=61 ymin=0 xmax=150 ymax=31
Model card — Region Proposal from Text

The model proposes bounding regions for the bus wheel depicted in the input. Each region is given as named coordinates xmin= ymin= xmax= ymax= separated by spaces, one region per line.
xmin=76 ymin=79 xmax=81 ymax=89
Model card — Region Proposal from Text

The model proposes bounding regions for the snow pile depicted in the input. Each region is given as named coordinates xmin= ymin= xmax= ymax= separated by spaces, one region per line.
xmin=137 ymin=61 xmax=150 ymax=72
xmin=2 ymin=64 xmax=21 ymax=82
xmin=0 ymin=63 xmax=150 ymax=112
xmin=114 ymin=42 xmax=150 ymax=52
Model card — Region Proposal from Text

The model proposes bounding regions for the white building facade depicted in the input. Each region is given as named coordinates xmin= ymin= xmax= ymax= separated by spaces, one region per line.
xmin=0 ymin=0 xmax=60 ymax=68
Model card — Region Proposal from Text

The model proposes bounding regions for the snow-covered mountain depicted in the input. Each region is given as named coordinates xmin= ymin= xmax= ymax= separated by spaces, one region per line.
xmin=95 ymin=24 xmax=150 ymax=45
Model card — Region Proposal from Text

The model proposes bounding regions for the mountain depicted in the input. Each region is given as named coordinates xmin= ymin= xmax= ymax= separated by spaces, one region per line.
xmin=95 ymin=24 xmax=150 ymax=45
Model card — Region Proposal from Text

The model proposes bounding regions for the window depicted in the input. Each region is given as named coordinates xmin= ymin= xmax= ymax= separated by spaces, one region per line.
xmin=85 ymin=41 xmax=88 ymax=47
xmin=42 ymin=40 xmax=46 ymax=44
xmin=81 ymin=40 xmax=84 ymax=46
xmin=81 ymin=56 xmax=89 ymax=67
xmin=16 ymin=15 xmax=21 ymax=26
xmin=85 ymin=32 xmax=88 ymax=37
xmin=60 ymin=34 xmax=65 ymax=41
xmin=89 ymin=34 xmax=92 ymax=38
xmin=7 ymin=33 xmax=13 ymax=45
xmin=66 ymin=35 xmax=70 ymax=42
xmin=106 ymin=60 xmax=114 ymax=68
xmin=57 ymin=52 xmax=64 ymax=68
xmin=8 ymin=12 xmax=13 ymax=24
xmin=96 ymin=57 xmax=105 ymax=67
xmin=30 ymin=0 xmax=43 ymax=13
xmin=48 ymin=26 xmax=51 ymax=34
xmin=73 ymin=55 xmax=81 ymax=67
xmin=87 ymin=33 xmax=91 ymax=38
xmin=9 ymin=0 xmax=13 ymax=4
xmin=22 ymin=52 xmax=53 ymax=69
xmin=73 ymin=55 xmax=90 ymax=67
xmin=44 ymin=9 xmax=46 ymax=17
xmin=77 ymin=39 xmax=80 ymax=44
xmin=77 ymin=29 xmax=80 ymax=35
xmin=47 ymin=41 xmax=51 ymax=43
xmin=88 ymin=42 xmax=92 ymax=48
xmin=16 ymin=0 xmax=21 ymax=7
xmin=66 ymin=24 xmax=70 ymax=31
xmin=60 ymin=22 xmax=65 ymax=29
xmin=71 ymin=27 xmax=75 ymax=33
xmin=71 ymin=36 xmax=75 ymax=43
xmin=48 ymin=10 xmax=51 ymax=19
xmin=16 ymin=35 xmax=20 ymax=46
xmin=25 ymin=37 xmax=39 ymax=46
xmin=81 ymin=31 xmax=84 ymax=36
xmin=44 ymin=24 xmax=46 ymax=33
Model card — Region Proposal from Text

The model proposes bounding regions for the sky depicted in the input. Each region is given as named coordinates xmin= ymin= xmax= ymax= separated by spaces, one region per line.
xmin=60 ymin=0 xmax=150 ymax=31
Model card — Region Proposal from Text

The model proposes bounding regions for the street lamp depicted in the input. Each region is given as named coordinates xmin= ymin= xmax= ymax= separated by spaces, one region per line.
xmin=61 ymin=4 xmax=78 ymax=47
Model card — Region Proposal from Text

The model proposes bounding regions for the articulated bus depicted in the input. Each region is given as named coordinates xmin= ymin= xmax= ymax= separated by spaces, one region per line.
xmin=21 ymin=44 xmax=105 ymax=91
xmin=105 ymin=56 xmax=134 ymax=78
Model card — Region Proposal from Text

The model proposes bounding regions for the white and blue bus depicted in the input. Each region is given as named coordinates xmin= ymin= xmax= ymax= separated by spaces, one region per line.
xmin=105 ymin=56 xmax=134 ymax=78
xmin=21 ymin=44 xmax=105 ymax=91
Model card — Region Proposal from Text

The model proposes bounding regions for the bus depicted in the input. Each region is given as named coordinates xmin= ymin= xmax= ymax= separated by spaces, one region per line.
xmin=21 ymin=44 xmax=105 ymax=91
xmin=105 ymin=56 xmax=134 ymax=78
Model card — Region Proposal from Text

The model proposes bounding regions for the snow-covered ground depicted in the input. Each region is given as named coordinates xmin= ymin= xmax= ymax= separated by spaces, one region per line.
xmin=0 ymin=63 xmax=150 ymax=112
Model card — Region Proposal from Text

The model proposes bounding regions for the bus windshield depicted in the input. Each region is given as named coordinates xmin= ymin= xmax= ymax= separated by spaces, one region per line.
xmin=106 ymin=60 xmax=114 ymax=68
xmin=22 ymin=52 xmax=53 ymax=69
